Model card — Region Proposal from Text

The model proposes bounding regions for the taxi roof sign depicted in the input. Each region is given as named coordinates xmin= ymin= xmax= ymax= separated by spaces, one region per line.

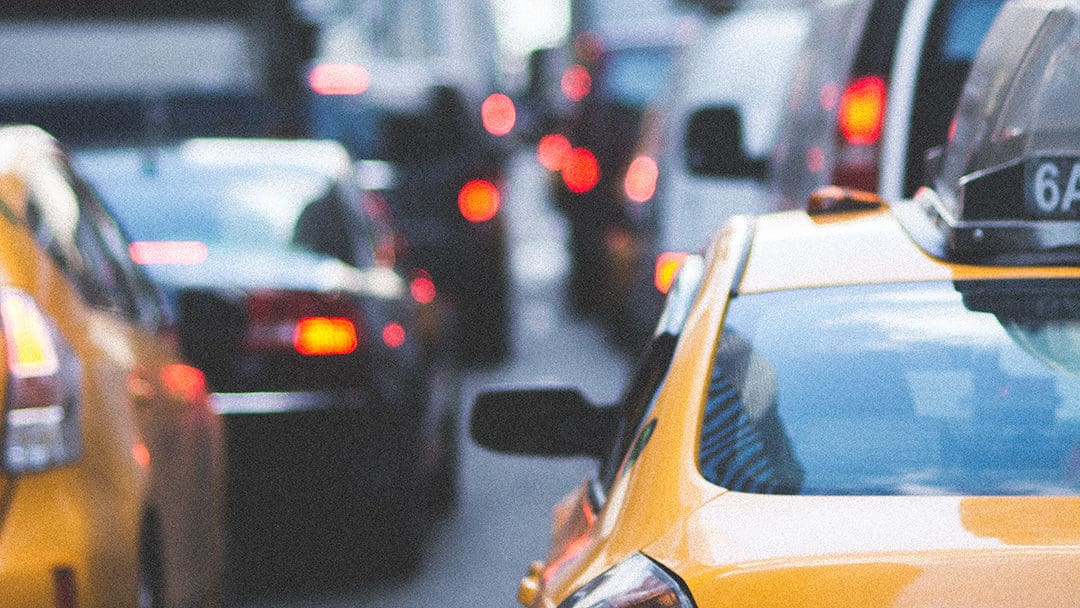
xmin=897 ymin=0 xmax=1080 ymax=265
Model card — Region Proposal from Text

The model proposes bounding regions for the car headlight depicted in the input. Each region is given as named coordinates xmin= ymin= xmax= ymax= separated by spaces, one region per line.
xmin=556 ymin=553 xmax=696 ymax=608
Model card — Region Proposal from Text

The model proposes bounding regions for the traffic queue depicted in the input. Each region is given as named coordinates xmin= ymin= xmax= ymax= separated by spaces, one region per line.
xmin=473 ymin=0 xmax=1080 ymax=607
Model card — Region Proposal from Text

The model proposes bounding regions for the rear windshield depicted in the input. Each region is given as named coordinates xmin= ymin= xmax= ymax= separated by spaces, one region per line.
xmin=701 ymin=280 xmax=1080 ymax=496
xmin=600 ymin=47 xmax=674 ymax=107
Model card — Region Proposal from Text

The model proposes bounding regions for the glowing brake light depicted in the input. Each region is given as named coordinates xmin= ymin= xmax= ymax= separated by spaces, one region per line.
xmin=0 ymin=288 xmax=81 ymax=473
xmin=409 ymin=270 xmax=437 ymax=304
xmin=293 ymin=317 xmax=358 ymax=356
xmin=129 ymin=241 xmax=208 ymax=266
xmin=481 ymin=93 xmax=516 ymax=136
xmin=458 ymin=179 xmax=500 ymax=223
xmin=562 ymin=147 xmax=600 ymax=194
xmin=537 ymin=134 xmax=572 ymax=171
xmin=838 ymin=75 xmax=886 ymax=145
xmin=308 ymin=63 xmax=370 ymax=96
xmin=624 ymin=155 xmax=659 ymax=203
xmin=561 ymin=65 xmax=592 ymax=102
xmin=160 ymin=363 xmax=208 ymax=405
xmin=381 ymin=322 xmax=406 ymax=349
xmin=654 ymin=252 xmax=689 ymax=294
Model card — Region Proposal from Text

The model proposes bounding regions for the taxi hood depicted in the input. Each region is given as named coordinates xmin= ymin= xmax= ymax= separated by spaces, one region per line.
xmin=646 ymin=493 xmax=1080 ymax=607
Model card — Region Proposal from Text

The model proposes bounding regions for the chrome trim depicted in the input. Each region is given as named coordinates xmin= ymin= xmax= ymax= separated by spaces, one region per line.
xmin=211 ymin=390 xmax=367 ymax=414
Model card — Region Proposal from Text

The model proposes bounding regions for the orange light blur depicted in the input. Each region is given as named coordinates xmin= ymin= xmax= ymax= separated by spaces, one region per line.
xmin=382 ymin=322 xmax=406 ymax=349
xmin=537 ymin=134 xmax=572 ymax=171
xmin=838 ymin=75 xmax=886 ymax=145
xmin=293 ymin=317 xmax=358 ymax=356
xmin=409 ymin=272 xmax=437 ymax=304
xmin=308 ymin=63 xmax=370 ymax=96
xmin=161 ymin=363 xmax=208 ymax=405
xmin=132 ymin=443 xmax=151 ymax=469
xmin=624 ymin=155 xmax=659 ymax=203
xmin=561 ymin=65 xmax=592 ymax=102
xmin=129 ymin=241 xmax=208 ymax=266
xmin=654 ymin=252 xmax=689 ymax=294
xmin=561 ymin=147 xmax=600 ymax=194
xmin=458 ymin=179 xmax=500 ymax=223
xmin=481 ymin=93 xmax=516 ymax=136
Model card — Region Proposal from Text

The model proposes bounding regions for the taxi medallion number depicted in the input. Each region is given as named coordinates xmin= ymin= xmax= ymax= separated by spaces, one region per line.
xmin=1026 ymin=157 xmax=1080 ymax=218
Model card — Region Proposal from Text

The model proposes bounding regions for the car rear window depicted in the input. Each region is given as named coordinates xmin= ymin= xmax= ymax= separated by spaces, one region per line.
xmin=700 ymin=280 xmax=1080 ymax=496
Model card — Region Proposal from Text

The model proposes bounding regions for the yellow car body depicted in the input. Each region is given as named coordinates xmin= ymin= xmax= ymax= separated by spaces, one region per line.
xmin=0 ymin=125 xmax=224 ymax=607
xmin=526 ymin=208 xmax=1080 ymax=608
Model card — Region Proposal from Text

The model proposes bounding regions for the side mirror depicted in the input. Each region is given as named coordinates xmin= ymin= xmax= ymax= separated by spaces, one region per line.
xmin=470 ymin=387 xmax=620 ymax=459
xmin=684 ymin=106 xmax=767 ymax=180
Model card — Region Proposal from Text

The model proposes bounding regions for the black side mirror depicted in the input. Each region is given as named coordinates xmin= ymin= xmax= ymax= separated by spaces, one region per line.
xmin=470 ymin=387 xmax=620 ymax=459
xmin=684 ymin=106 xmax=766 ymax=180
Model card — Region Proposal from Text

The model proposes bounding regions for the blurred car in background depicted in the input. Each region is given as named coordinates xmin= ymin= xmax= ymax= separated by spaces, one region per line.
xmin=0 ymin=125 xmax=224 ymax=607
xmin=612 ymin=2 xmax=810 ymax=351
xmin=471 ymin=0 xmax=1080 ymax=603
xmin=769 ymin=0 xmax=1006 ymax=209
xmin=302 ymin=0 xmax=514 ymax=366
xmin=73 ymin=138 xmax=460 ymax=586
xmin=541 ymin=26 xmax=684 ymax=320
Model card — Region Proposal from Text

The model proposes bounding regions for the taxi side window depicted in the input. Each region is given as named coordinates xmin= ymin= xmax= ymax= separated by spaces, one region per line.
xmin=905 ymin=0 xmax=1004 ymax=194
xmin=598 ymin=255 xmax=707 ymax=492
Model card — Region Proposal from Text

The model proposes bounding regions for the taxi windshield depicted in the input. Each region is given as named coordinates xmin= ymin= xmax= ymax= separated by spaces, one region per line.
xmin=702 ymin=280 xmax=1080 ymax=496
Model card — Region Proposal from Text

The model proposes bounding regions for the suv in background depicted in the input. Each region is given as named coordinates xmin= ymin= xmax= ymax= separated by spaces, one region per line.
xmin=769 ymin=0 xmax=1006 ymax=209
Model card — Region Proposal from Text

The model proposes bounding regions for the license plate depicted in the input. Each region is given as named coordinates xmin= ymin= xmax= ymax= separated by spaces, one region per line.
xmin=1025 ymin=157 xmax=1080 ymax=219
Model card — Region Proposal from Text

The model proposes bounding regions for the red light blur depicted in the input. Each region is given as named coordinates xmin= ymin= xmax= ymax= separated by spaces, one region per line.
xmin=624 ymin=155 xmax=659 ymax=203
xmin=409 ymin=272 xmax=437 ymax=304
xmin=294 ymin=317 xmax=358 ymax=356
xmin=806 ymin=146 xmax=826 ymax=174
xmin=819 ymin=82 xmax=841 ymax=111
xmin=537 ymin=134 xmax=572 ymax=171
xmin=838 ymin=75 xmax=886 ymax=145
xmin=458 ymin=179 xmax=500 ymax=223
xmin=382 ymin=322 xmax=406 ymax=349
xmin=129 ymin=241 xmax=208 ymax=265
xmin=481 ymin=93 xmax=516 ymax=136
xmin=654 ymin=252 xmax=689 ymax=294
xmin=561 ymin=148 xmax=600 ymax=194
xmin=573 ymin=31 xmax=605 ymax=62
xmin=131 ymin=443 xmax=151 ymax=469
xmin=161 ymin=363 xmax=208 ymax=404
xmin=308 ymin=63 xmax=370 ymax=96
xmin=561 ymin=65 xmax=592 ymax=102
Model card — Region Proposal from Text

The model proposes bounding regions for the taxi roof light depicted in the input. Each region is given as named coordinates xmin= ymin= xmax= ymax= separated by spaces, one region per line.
xmin=893 ymin=0 xmax=1080 ymax=266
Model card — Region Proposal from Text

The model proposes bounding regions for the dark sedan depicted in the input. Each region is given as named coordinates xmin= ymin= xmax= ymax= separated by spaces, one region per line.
xmin=73 ymin=138 xmax=460 ymax=588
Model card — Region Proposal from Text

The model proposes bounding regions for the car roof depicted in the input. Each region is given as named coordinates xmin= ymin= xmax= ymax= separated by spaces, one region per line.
xmin=735 ymin=208 xmax=1080 ymax=295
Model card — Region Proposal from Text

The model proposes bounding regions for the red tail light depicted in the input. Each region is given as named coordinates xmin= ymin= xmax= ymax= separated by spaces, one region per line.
xmin=561 ymin=65 xmax=592 ymax=102
xmin=624 ymin=155 xmax=659 ymax=203
xmin=654 ymin=252 xmax=689 ymax=294
xmin=838 ymin=75 xmax=886 ymax=145
xmin=160 ymin=363 xmax=209 ymax=405
xmin=381 ymin=322 xmax=406 ymax=349
xmin=481 ymin=93 xmax=516 ymax=136
xmin=562 ymin=147 xmax=600 ymax=194
xmin=0 ymin=287 xmax=81 ymax=473
xmin=409 ymin=270 xmax=437 ymax=304
xmin=129 ymin=241 xmax=208 ymax=266
xmin=834 ymin=75 xmax=886 ymax=191
xmin=244 ymin=292 xmax=363 ymax=356
xmin=537 ymin=134 xmax=572 ymax=171
xmin=294 ymin=317 xmax=358 ymax=356
xmin=458 ymin=179 xmax=500 ymax=223
xmin=308 ymin=63 xmax=370 ymax=96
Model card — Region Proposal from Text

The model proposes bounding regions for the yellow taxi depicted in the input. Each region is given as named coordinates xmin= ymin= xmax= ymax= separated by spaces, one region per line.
xmin=0 ymin=125 xmax=224 ymax=607
xmin=471 ymin=1 xmax=1080 ymax=606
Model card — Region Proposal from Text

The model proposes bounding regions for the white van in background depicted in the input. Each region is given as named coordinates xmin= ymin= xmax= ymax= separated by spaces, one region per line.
xmin=613 ymin=2 xmax=810 ymax=350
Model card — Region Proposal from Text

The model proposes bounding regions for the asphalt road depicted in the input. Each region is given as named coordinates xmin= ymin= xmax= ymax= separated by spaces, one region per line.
xmin=231 ymin=147 xmax=632 ymax=607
